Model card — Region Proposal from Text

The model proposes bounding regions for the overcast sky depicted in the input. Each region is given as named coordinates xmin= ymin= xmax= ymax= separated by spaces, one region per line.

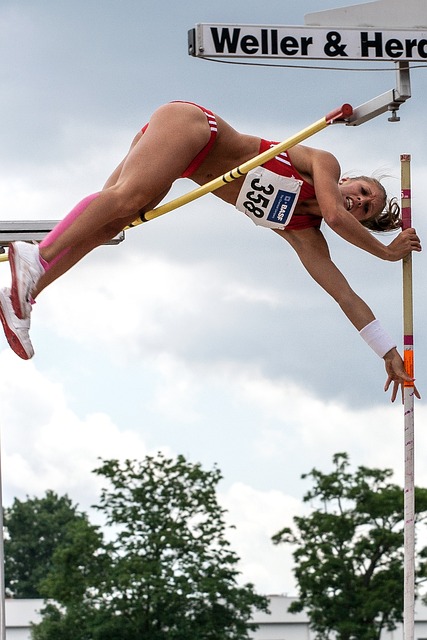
xmin=0 ymin=0 xmax=426 ymax=596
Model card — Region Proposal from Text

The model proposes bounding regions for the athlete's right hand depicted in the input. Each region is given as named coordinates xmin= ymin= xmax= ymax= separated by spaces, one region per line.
xmin=386 ymin=227 xmax=421 ymax=261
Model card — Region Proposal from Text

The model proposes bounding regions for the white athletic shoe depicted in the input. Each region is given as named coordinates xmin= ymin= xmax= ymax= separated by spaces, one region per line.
xmin=9 ymin=241 xmax=45 ymax=320
xmin=0 ymin=287 xmax=34 ymax=360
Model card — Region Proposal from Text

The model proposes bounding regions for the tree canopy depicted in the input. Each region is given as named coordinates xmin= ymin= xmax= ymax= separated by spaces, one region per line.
xmin=30 ymin=453 xmax=268 ymax=640
xmin=272 ymin=452 xmax=427 ymax=640
xmin=4 ymin=490 xmax=94 ymax=598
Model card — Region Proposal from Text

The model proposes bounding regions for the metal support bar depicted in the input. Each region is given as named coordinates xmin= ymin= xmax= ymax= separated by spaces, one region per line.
xmin=346 ymin=61 xmax=411 ymax=126
xmin=0 ymin=221 xmax=125 ymax=252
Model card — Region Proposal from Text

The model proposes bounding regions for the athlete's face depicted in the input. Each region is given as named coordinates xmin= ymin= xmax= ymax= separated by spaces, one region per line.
xmin=338 ymin=178 xmax=384 ymax=223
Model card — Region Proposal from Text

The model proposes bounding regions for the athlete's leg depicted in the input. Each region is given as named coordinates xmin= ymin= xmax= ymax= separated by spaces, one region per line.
xmin=32 ymin=132 xmax=153 ymax=287
xmin=10 ymin=102 xmax=213 ymax=314
xmin=32 ymin=195 xmax=168 ymax=298
xmin=39 ymin=102 xmax=212 ymax=264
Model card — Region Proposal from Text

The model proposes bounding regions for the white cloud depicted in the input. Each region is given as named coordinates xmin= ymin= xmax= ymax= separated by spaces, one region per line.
xmin=0 ymin=351 xmax=150 ymax=511
xmin=34 ymin=247 xmax=292 ymax=365
xmin=220 ymin=482 xmax=307 ymax=595
xmin=228 ymin=366 xmax=427 ymax=484
xmin=148 ymin=353 xmax=203 ymax=423
xmin=0 ymin=347 xmax=424 ymax=595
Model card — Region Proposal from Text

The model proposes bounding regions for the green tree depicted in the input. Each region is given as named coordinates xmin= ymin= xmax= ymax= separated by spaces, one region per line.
xmin=272 ymin=452 xmax=427 ymax=640
xmin=32 ymin=453 xmax=268 ymax=640
xmin=4 ymin=490 xmax=94 ymax=598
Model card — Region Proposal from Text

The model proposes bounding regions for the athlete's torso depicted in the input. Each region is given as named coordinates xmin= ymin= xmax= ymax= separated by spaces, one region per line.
xmin=257 ymin=140 xmax=321 ymax=231
xmin=189 ymin=115 xmax=322 ymax=230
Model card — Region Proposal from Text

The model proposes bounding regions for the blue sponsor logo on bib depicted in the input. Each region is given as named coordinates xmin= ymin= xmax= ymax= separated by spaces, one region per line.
xmin=267 ymin=191 xmax=297 ymax=225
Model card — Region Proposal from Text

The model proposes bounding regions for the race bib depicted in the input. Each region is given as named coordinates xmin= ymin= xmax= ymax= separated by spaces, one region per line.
xmin=235 ymin=167 xmax=302 ymax=230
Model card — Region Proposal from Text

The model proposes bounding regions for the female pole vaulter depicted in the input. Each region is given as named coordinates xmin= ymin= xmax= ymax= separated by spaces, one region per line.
xmin=0 ymin=101 xmax=421 ymax=401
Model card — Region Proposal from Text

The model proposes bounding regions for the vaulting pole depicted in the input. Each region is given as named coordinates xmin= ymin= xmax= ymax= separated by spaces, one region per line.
xmin=401 ymin=153 xmax=415 ymax=640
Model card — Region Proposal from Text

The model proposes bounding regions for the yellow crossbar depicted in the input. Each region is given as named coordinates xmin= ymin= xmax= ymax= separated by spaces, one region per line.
xmin=0 ymin=104 xmax=352 ymax=263
xmin=129 ymin=104 xmax=353 ymax=227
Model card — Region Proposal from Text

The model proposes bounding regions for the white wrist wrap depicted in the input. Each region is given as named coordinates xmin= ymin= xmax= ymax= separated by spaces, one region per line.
xmin=359 ymin=319 xmax=396 ymax=358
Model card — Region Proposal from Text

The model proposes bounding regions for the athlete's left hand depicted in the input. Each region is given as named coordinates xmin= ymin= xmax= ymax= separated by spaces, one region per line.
xmin=383 ymin=347 xmax=420 ymax=403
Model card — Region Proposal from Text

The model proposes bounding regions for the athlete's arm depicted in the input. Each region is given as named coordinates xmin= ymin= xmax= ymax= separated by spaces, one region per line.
xmin=275 ymin=226 xmax=415 ymax=400
xmin=278 ymin=226 xmax=374 ymax=329
xmin=305 ymin=149 xmax=420 ymax=261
